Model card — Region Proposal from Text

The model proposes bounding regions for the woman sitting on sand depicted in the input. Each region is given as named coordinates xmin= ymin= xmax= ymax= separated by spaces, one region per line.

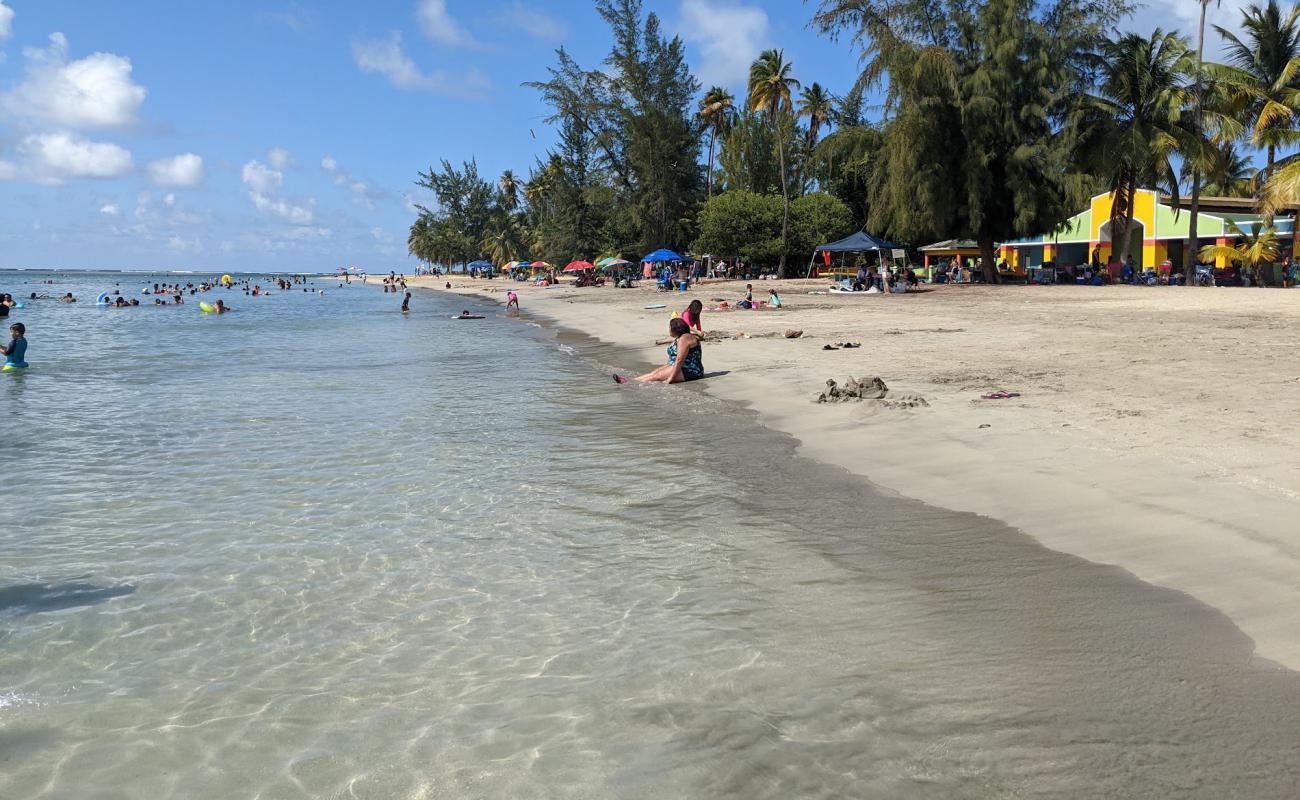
xmin=621 ymin=318 xmax=703 ymax=384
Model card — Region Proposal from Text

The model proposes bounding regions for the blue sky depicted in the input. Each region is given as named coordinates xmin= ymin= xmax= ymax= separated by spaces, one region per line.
xmin=0 ymin=0 xmax=1254 ymax=272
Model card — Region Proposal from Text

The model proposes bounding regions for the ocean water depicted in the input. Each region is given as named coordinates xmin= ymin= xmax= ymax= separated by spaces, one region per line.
xmin=1 ymin=270 xmax=1299 ymax=799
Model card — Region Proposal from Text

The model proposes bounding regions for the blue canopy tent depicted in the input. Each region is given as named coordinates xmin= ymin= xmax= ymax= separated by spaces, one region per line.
xmin=642 ymin=248 xmax=686 ymax=263
xmin=808 ymin=231 xmax=904 ymax=278
xmin=466 ymin=259 xmax=493 ymax=274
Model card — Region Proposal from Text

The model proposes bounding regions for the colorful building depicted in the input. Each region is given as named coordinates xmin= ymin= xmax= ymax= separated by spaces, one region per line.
xmin=999 ymin=189 xmax=1297 ymax=271
xmin=919 ymin=239 xmax=981 ymax=269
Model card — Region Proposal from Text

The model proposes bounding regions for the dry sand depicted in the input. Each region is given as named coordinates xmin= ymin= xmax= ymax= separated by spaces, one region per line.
xmin=397 ymin=274 xmax=1300 ymax=670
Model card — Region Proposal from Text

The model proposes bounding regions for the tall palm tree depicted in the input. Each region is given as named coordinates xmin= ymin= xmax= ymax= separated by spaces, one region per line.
xmin=1185 ymin=0 xmax=1221 ymax=280
xmin=407 ymin=215 xmax=435 ymax=265
xmin=698 ymin=86 xmax=735 ymax=200
xmin=797 ymin=82 xmax=835 ymax=148
xmin=1077 ymin=30 xmax=1195 ymax=266
xmin=748 ymin=49 xmax=800 ymax=278
xmin=498 ymin=170 xmax=520 ymax=213
xmin=1185 ymin=139 xmax=1258 ymax=195
xmin=480 ymin=220 xmax=520 ymax=265
xmin=1214 ymin=0 xmax=1300 ymax=181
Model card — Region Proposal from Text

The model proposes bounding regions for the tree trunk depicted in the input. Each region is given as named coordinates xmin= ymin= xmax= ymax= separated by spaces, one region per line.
xmin=978 ymin=235 xmax=999 ymax=284
xmin=776 ymin=118 xmax=790 ymax=279
xmin=1187 ymin=0 xmax=1208 ymax=283
xmin=1115 ymin=181 xmax=1138 ymax=272
xmin=1186 ymin=171 xmax=1202 ymax=281
xmin=1267 ymin=144 xmax=1276 ymax=182
xmin=706 ymin=127 xmax=716 ymax=200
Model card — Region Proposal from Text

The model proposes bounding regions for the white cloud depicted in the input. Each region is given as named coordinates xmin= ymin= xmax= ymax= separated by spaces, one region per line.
xmin=321 ymin=155 xmax=388 ymax=209
xmin=2 ymin=33 xmax=147 ymax=129
xmin=241 ymin=157 xmax=314 ymax=224
xmin=0 ymin=2 xmax=14 ymax=42
xmin=497 ymin=2 xmax=566 ymax=41
xmin=417 ymin=0 xmax=478 ymax=47
xmin=267 ymin=147 xmax=294 ymax=170
xmin=0 ymin=160 xmax=16 ymax=180
xmin=146 ymin=152 xmax=204 ymax=187
xmin=250 ymin=192 xmax=315 ymax=225
xmin=167 ymin=234 xmax=204 ymax=254
xmin=352 ymin=32 xmax=489 ymax=95
xmin=241 ymin=159 xmax=283 ymax=194
xmin=19 ymin=132 xmax=133 ymax=182
xmin=100 ymin=203 xmax=120 ymax=216
xmin=676 ymin=0 xmax=769 ymax=88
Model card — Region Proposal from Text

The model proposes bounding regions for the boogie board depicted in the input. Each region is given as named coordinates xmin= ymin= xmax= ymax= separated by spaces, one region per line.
xmin=452 ymin=314 xmax=485 ymax=320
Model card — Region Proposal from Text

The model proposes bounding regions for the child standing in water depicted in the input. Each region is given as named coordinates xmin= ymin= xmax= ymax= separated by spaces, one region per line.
xmin=2 ymin=322 xmax=28 ymax=370
xmin=401 ymin=292 xmax=411 ymax=313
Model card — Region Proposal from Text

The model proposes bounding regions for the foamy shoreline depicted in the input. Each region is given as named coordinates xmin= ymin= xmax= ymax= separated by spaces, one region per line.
xmin=393 ymin=274 xmax=1300 ymax=670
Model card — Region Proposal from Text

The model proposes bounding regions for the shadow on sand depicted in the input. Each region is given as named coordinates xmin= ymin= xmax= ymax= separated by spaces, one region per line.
xmin=0 ymin=580 xmax=135 ymax=615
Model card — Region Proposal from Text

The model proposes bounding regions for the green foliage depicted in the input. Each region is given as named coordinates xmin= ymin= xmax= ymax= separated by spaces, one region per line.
xmin=789 ymin=192 xmax=854 ymax=258
xmin=693 ymin=190 xmax=852 ymax=268
xmin=693 ymin=191 xmax=782 ymax=265
xmin=719 ymin=111 xmax=781 ymax=195
xmin=1212 ymin=0 xmax=1300 ymax=176
xmin=413 ymin=159 xmax=496 ymax=266
xmin=815 ymin=0 xmax=1126 ymax=280
xmin=521 ymin=0 xmax=702 ymax=256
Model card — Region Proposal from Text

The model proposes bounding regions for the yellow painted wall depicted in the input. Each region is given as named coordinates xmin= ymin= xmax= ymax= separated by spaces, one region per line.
xmin=1090 ymin=189 xmax=1158 ymax=267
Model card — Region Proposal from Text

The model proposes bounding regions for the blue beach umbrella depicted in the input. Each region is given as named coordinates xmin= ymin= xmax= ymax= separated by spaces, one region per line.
xmin=642 ymin=248 xmax=685 ymax=263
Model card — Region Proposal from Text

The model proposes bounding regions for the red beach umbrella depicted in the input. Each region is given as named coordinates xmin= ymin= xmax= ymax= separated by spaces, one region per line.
xmin=564 ymin=260 xmax=595 ymax=272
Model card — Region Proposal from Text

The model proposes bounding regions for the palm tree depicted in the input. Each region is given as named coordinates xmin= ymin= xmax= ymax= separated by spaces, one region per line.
xmin=1185 ymin=139 xmax=1257 ymax=195
xmin=698 ymin=86 xmax=735 ymax=200
xmin=407 ymin=215 xmax=435 ymax=265
xmin=797 ymin=82 xmax=835 ymax=149
xmin=1185 ymin=0 xmax=1221 ymax=281
xmin=748 ymin=49 xmax=800 ymax=278
xmin=498 ymin=170 xmax=520 ymax=213
xmin=1198 ymin=219 xmax=1281 ymax=284
xmin=1076 ymin=30 xmax=1195 ymax=266
xmin=480 ymin=220 xmax=520 ymax=265
xmin=1214 ymin=0 xmax=1300 ymax=181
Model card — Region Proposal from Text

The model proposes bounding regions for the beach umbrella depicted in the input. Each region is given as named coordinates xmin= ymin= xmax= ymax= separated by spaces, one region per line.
xmin=564 ymin=260 xmax=595 ymax=272
xmin=597 ymin=257 xmax=631 ymax=269
xmin=504 ymin=260 xmax=525 ymax=270
xmin=467 ymin=260 xmax=493 ymax=270
xmin=642 ymin=248 xmax=685 ymax=263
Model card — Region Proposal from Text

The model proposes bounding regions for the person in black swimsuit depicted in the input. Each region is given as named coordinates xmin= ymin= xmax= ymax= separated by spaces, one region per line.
xmin=631 ymin=318 xmax=704 ymax=383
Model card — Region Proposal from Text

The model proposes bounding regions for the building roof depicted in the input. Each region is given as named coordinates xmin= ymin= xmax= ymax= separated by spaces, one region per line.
xmin=920 ymin=239 xmax=979 ymax=251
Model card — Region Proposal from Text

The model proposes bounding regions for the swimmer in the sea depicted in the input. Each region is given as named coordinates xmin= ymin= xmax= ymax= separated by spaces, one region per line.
xmin=214 ymin=299 xmax=232 ymax=314
xmin=2 ymin=322 xmax=29 ymax=370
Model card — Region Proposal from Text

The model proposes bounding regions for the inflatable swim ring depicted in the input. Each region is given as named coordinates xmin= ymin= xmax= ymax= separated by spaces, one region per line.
xmin=96 ymin=293 xmax=112 ymax=306
xmin=2 ymin=363 xmax=28 ymax=372
xmin=13 ymin=302 xmax=24 ymax=309
xmin=198 ymin=302 xmax=216 ymax=313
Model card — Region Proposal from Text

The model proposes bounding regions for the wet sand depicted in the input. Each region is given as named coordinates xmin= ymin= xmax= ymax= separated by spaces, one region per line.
xmin=399 ymin=274 xmax=1300 ymax=671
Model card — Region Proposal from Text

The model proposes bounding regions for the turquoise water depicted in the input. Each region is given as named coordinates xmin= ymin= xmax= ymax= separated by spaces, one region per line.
xmin=2 ymin=270 xmax=1299 ymax=798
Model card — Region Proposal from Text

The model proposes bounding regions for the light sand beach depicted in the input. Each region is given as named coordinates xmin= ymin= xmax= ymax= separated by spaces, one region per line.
xmin=406 ymin=275 xmax=1300 ymax=669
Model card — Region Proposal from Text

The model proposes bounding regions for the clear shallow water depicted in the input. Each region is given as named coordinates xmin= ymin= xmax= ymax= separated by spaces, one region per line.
xmin=2 ymin=270 xmax=1299 ymax=799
